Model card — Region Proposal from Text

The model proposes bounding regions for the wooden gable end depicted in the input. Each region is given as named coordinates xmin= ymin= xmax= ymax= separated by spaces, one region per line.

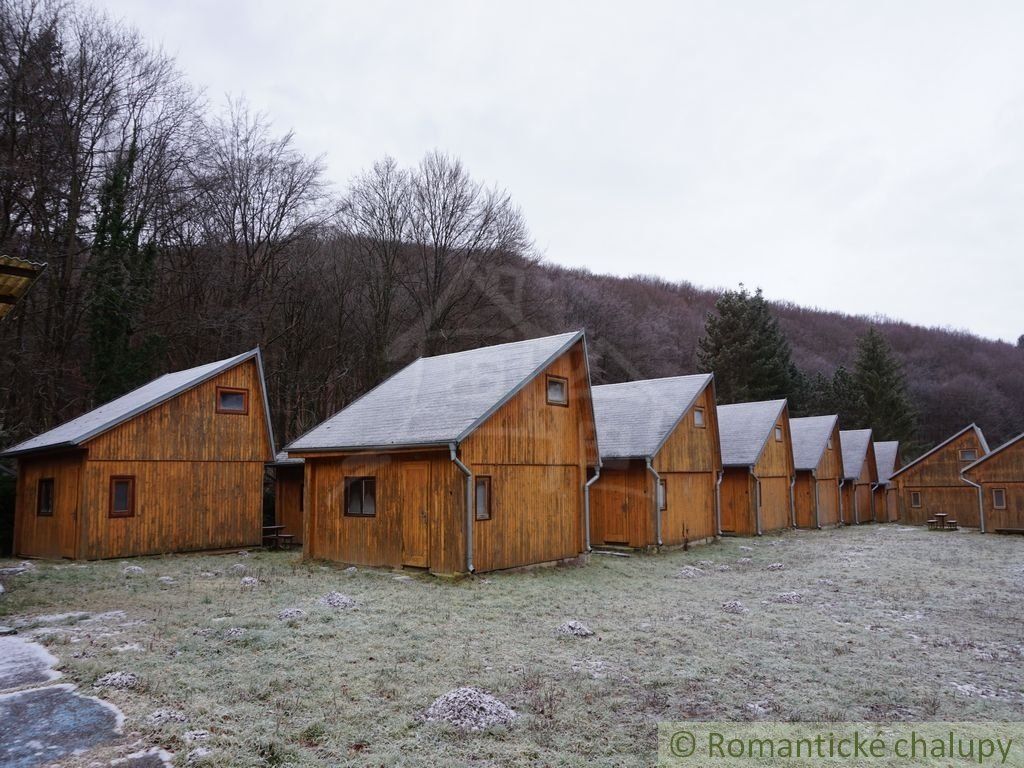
xmin=965 ymin=438 xmax=1024 ymax=484
xmin=899 ymin=430 xmax=986 ymax=487
xmin=859 ymin=441 xmax=879 ymax=484
xmin=652 ymin=381 xmax=722 ymax=474
xmin=753 ymin=406 xmax=794 ymax=479
xmin=816 ymin=423 xmax=843 ymax=481
xmin=83 ymin=359 xmax=273 ymax=462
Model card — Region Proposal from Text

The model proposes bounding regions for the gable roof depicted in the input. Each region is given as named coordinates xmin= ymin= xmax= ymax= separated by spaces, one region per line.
xmin=962 ymin=431 xmax=1024 ymax=475
xmin=592 ymin=374 xmax=713 ymax=460
xmin=287 ymin=331 xmax=591 ymax=453
xmin=0 ymin=254 xmax=46 ymax=320
xmin=890 ymin=423 xmax=989 ymax=480
xmin=789 ymin=415 xmax=839 ymax=471
xmin=2 ymin=349 xmax=275 ymax=458
xmin=717 ymin=399 xmax=788 ymax=467
xmin=874 ymin=441 xmax=901 ymax=484
xmin=839 ymin=429 xmax=873 ymax=480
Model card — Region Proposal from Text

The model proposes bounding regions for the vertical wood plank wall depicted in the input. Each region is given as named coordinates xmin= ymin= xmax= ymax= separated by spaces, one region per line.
xmin=963 ymin=439 xmax=1024 ymax=530
xmin=753 ymin=409 xmax=796 ymax=533
xmin=719 ymin=467 xmax=754 ymax=535
xmin=793 ymin=425 xmax=843 ymax=528
xmin=274 ymin=464 xmax=305 ymax=542
xmin=896 ymin=430 xmax=987 ymax=527
xmin=588 ymin=461 xmax=652 ymax=547
xmin=13 ymin=453 xmax=83 ymax=558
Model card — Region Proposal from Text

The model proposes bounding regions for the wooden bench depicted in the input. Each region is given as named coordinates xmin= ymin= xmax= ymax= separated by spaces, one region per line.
xmin=945 ymin=519 xmax=958 ymax=531
xmin=927 ymin=518 xmax=939 ymax=530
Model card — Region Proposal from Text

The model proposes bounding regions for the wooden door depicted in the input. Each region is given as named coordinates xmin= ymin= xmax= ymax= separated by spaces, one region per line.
xmin=401 ymin=461 xmax=429 ymax=568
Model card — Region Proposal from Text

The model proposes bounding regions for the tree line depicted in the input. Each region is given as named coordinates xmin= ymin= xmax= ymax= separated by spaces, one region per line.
xmin=3 ymin=0 xmax=1023 ymax=462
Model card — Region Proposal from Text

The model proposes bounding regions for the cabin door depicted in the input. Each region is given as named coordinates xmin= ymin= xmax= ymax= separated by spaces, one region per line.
xmin=401 ymin=462 xmax=429 ymax=568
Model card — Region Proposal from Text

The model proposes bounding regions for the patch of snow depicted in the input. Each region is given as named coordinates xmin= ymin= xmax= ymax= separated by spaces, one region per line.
xmin=184 ymin=729 xmax=210 ymax=742
xmin=229 ymin=564 xmax=247 ymax=574
xmin=112 ymin=747 xmax=175 ymax=767
xmin=736 ymin=557 xmax=752 ymax=565
xmin=277 ymin=607 xmax=306 ymax=622
xmin=317 ymin=592 xmax=356 ymax=609
xmin=766 ymin=562 xmax=785 ymax=571
xmin=236 ymin=550 xmax=250 ymax=557
xmin=721 ymin=601 xmax=748 ymax=615
xmin=95 ymin=671 xmax=139 ymax=689
xmin=423 ymin=687 xmax=516 ymax=731
xmin=224 ymin=627 xmax=246 ymax=639
xmin=555 ymin=620 xmax=594 ymax=637
xmin=186 ymin=746 xmax=213 ymax=765
xmin=157 ymin=577 xmax=175 ymax=585
xmin=772 ymin=592 xmax=803 ymax=604
xmin=146 ymin=708 xmax=187 ymax=726
xmin=344 ymin=566 xmax=358 ymax=574
xmin=949 ymin=682 xmax=1024 ymax=701
xmin=738 ymin=545 xmax=754 ymax=551
xmin=716 ymin=564 xmax=732 ymax=572
xmin=113 ymin=643 xmax=144 ymax=653
xmin=745 ymin=699 xmax=773 ymax=715
xmin=676 ymin=566 xmax=705 ymax=578
xmin=0 ymin=635 xmax=61 ymax=689
xmin=122 ymin=565 xmax=145 ymax=576
xmin=697 ymin=560 xmax=715 ymax=567
xmin=239 ymin=576 xmax=258 ymax=589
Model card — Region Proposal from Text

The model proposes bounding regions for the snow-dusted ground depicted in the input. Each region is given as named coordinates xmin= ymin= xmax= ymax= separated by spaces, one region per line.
xmin=0 ymin=525 xmax=1022 ymax=766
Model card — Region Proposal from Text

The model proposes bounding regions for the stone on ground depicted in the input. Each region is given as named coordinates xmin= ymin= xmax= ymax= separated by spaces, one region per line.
xmin=122 ymin=565 xmax=145 ymax=576
xmin=423 ymin=687 xmax=516 ymax=731
xmin=721 ymin=600 xmax=748 ymax=615
xmin=317 ymin=592 xmax=356 ymax=609
xmin=555 ymin=620 xmax=594 ymax=637
xmin=277 ymin=607 xmax=305 ymax=622
xmin=766 ymin=562 xmax=785 ymax=571
xmin=95 ymin=671 xmax=139 ymax=689
xmin=676 ymin=566 xmax=705 ymax=578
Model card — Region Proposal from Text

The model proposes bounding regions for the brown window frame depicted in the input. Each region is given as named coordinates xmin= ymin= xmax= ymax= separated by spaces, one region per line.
xmin=37 ymin=477 xmax=54 ymax=517
xmin=545 ymin=375 xmax=569 ymax=407
xmin=216 ymin=386 xmax=249 ymax=415
xmin=693 ymin=407 xmax=705 ymax=428
xmin=910 ymin=491 xmax=922 ymax=509
xmin=475 ymin=476 xmax=492 ymax=521
xmin=657 ymin=478 xmax=668 ymax=511
xmin=958 ymin=449 xmax=978 ymax=462
xmin=109 ymin=476 xmax=136 ymax=518
xmin=775 ymin=425 xmax=783 ymax=442
xmin=992 ymin=488 xmax=1007 ymax=510
xmin=344 ymin=476 xmax=376 ymax=517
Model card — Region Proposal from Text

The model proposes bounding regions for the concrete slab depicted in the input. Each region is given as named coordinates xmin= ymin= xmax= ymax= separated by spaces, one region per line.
xmin=0 ymin=636 xmax=60 ymax=691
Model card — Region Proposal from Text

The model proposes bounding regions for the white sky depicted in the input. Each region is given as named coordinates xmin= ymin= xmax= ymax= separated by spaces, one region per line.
xmin=96 ymin=0 xmax=1024 ymax=342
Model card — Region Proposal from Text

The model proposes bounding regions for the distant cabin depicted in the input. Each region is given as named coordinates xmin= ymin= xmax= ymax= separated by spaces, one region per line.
xmin=873 ymin=441 xmax=901 ymax=523
xmin=588 ymin=374 xmax=722 ymax=549
xmin=285 ymin=332 xmax=599 ymax=575
xmin=790 ymin=415 xmax=844 ymax=529
xmin=269 ymin=452 xmax=304 ymax=543
xmin=2 ymin=350 xmax=275 ymax=559
xmin=717 ymin=400 xmax=795 ymax=536
xmin=839 ymin=429 xmax=877 ymax=524
xmin=890 ymin=424 xmax=989 ymax=527
xmin=962 ymin=432 xmax=1024 ymax=533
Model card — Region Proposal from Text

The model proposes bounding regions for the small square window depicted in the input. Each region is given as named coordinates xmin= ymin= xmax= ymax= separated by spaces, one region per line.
xmin=475 ymin=476 xmax=492 ymax=521
xmin=910 ymin=491 xmax=922 ymax=509
xmin=959 ymin=449 xmax=977 ymax=462
xmin=992 ymin=489 xmax=1007 ymax=510
xmin=693 ymin=407 xmax=705 ymax=428
xmin=37 ymin=478 xmax=54 ymax=517
xmin=109 ymin=476 xmax=135 ymax=518
xmin=546 ymin=375 xmax=568 ymax=406
xmin=216 ymin=386 xmax=248 ymax=414
xmin=775 ymin=425 xmax=783 ymax=442
xmin=827 ymin=437 xmax=833 ymax=450
xmin=344 ymin=477 xmax=376 ymax=517
xmin=657 ymin=479 xmax=667 ymax=511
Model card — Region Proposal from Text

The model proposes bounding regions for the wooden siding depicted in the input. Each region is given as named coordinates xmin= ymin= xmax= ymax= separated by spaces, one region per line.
xmin=720 ymin=467 xmax=754 ymax=535
xmin=275 ymin=465 xmax=304 ymax=542
xmin=844 ymin=441 xmax=879 ymax=524
xmin=14 ymin=453 xmax=83 ymax=559
xmin=589 ymin=461 xmax=652 ymax=547
xmin=794 ymin=423 xmax=843 ymax=528
xmin=965 ymin=439 xmax=1024 ymax=530
xmin=896 ymin=430 xmax=987 ymax=527
xmin=793 ymin=471 xmax=816 ymax=528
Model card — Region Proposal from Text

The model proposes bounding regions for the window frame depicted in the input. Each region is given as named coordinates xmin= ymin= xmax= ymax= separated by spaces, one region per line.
xmin=827 ymin=437 xmax=833 ymax=450
xmin=344 ymin=476 xmax=377 ymax=518
xmin=958 ymin=449 xmax=978 ymax=463
xmin=756 ymin=479 xmax=763 ymax=509
xmin=475 ymin=476 xmax=492 ymax=521
xmin=215 ymin=386 xmax=249 ymax=415
xmin=657 ymin=478 xmax=668 ymax=511
xmin=108 ymin=476 xmax=136 ymax=519
xmin=775 ymin=425 xmax=784 ymax=442
xmin=992 ymin=488 xmax=1007 ymax=510
xmin=910 ymin=491 xmax=922 ymax=509
xmin=693 ymin=407 xmax=705 ymax=428
xmin=37 ymin=477 xmax=54 ymax=517
xmin=545 ymin=374 xmax=569 ymax=407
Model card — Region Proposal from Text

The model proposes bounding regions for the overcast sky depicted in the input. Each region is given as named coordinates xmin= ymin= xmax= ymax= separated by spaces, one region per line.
xmin=96 ymin=0 xmax=1024 ymax=342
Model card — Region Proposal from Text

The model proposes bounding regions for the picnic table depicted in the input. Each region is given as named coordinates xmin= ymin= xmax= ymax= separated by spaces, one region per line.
xmin=262 ymin=525 xmax=296 ymax=549
xmin=927 ymin=513 xmax=958 ymax=531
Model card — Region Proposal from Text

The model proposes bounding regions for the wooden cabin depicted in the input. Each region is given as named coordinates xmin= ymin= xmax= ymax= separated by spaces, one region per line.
xmin=962 ymin=432 xmax=1024 ymax=533
xmin=286 ymin=331 xmax=599 ymax=576
xmin=0 ymin=254 xmax=46 ymax=321
xmin=269 ymin=452 xmax=304 ymax=543
xmin=890 ymin=424 xmax=989 ymax=527
xmin=588 ymin=374 xmax=722 ymax=549
xmin=2 ymin=350 xmax=275 ymax=559
xmin=717 ymin=400 xmax=795 ymax=536
xmin=790 ymin=415 xmax=844 ymax=529
xmin=873 ymin=441 xmax=901 ymax=523
xmin=839 ymin=429 xmax=877 ymax=524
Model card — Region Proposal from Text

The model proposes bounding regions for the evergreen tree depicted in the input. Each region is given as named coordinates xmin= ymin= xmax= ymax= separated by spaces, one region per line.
xmin=86 ymin=140 xmax=159 ymax=404
xmin=851 ymin=327 xmax=916 ymax=442
xmin=697 ymin=286 xmax=797 ymax=404
xmin=830 ymin=365 xmax=866 ymax=428
xmin=1017 ymin=334 xmax=1024 ymax=350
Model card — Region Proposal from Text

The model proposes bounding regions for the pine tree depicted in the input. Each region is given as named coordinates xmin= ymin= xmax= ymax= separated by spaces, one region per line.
xmin=851 ymin=327 xmax=916 ymax=442
xmin=1017 ymin=334 xmax=1024 ymax=350
xmin=697 ymin=286 xmax=797 ymax=404
xmin=830 ymin=366 xmax=866 ymax=428
xmin=86 ymin=140 xmax=159 ymax=404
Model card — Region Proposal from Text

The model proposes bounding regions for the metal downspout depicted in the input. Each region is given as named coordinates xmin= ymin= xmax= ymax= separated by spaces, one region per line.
xmin=715 ymin=470 xmax=724 ymax=536
xmin=789 ymin=474 xmax=797 ymax=528
xmin=812 ymin=470 xmax=821 ymax=529
xmin=838 ymin=479 xmax=845 ymax=525
xmin=449 ymin=444 xmax=474 ymax=573
xmin=962 ymin=475 xmax=986 ymax=533
xmin=751 ymin=469 xmax=762 ymax=536
xmin=870 ymin=482 xmax=880 ymax=522
xmin=584 ymin=466 xmax=602 ymax=552
xmin=853 ymin=481 xmax=860 ymax=524
xmin=646 ymin=458 xmax=663 ymax=547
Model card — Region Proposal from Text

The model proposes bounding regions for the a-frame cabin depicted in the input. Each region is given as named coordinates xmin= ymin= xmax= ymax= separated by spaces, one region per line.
xmin=3 ymin=350 xmax=275 ymax=559
xmin=962 ymin=432 xmax=1024 ymax=533
xmin=717 ymin=400 xmax=795 ymax=536
xmin=840 ymin=429 xmax=877 ymax=524
xmin=873 ymin=441 xmax=901 ymax=523
xmin=588 ymin=374 xmax=722 ymax=549
xmin=790 ymin=415 xmax=844 ymax=529
xmin=891 ymin=424 xmax=989 ymax=527
xmin=286 ymin=332 xmax=599 ymax=575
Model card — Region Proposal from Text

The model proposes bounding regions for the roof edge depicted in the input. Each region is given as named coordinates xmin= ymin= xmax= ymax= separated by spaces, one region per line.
xmin=791 ymin=414 xmax=839 ymax=471
xmin=890 ymin=423 xmax=985 ymax=480
xmin=649 ymin=373 xmax=715 ymax=460
xmin=962 ymin=431 xmax=1024 ymax=475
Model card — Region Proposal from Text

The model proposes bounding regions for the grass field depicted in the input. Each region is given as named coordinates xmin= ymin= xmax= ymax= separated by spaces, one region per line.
xmin=2 ymin=524 xmax=1023 ymax=767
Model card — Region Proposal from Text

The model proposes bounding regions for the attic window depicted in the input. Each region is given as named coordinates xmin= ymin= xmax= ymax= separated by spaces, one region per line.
xmin=546 ymin=375 xmax=568 ymax=407
xmin=37 ymin=478 xmax=54 ymax=517
xmin=959 ymin=449 xmax=978 ymax=462
xmin=217 ymin=386 xmax=249 ymax=414
xmin=992 ymin=489 xmax=1006 ymax=510
xmin=344 ymin=477 xmax=376 ymax=517
xmin=693 ymin=407 xmax=705 ymax=428
xmin=775 ymin=426 xmax=783 ymax=442
xmin=109 ymin=476 xmax=135 ymax=518
xmin=475 ymin=476 xmax=492 ymax=521
xmin=910 ymin=491 xmax=922 ymax=509
xmin=827 ymin=438 xmax=833 ymax=450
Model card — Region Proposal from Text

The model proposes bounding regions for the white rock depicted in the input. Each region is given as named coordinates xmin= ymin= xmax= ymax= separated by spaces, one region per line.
xmin=423 ymin=687 xmax=516 ymax=731
xmin=122 ymin=565 xmax=145 ymax=576
xmin=96 ymin=670 xmax=140 ymax=689
xmin=721 ymin=601 xmax=748 ymax=615
xmin=555 ymin=620 xmax=594 ymax=637
xmin=317 ymin=592 xmax=356 ymax=609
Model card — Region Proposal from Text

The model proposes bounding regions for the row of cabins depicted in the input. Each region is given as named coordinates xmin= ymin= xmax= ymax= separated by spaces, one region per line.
xmin=4 ymin=332 xmax=1023 ymax=572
